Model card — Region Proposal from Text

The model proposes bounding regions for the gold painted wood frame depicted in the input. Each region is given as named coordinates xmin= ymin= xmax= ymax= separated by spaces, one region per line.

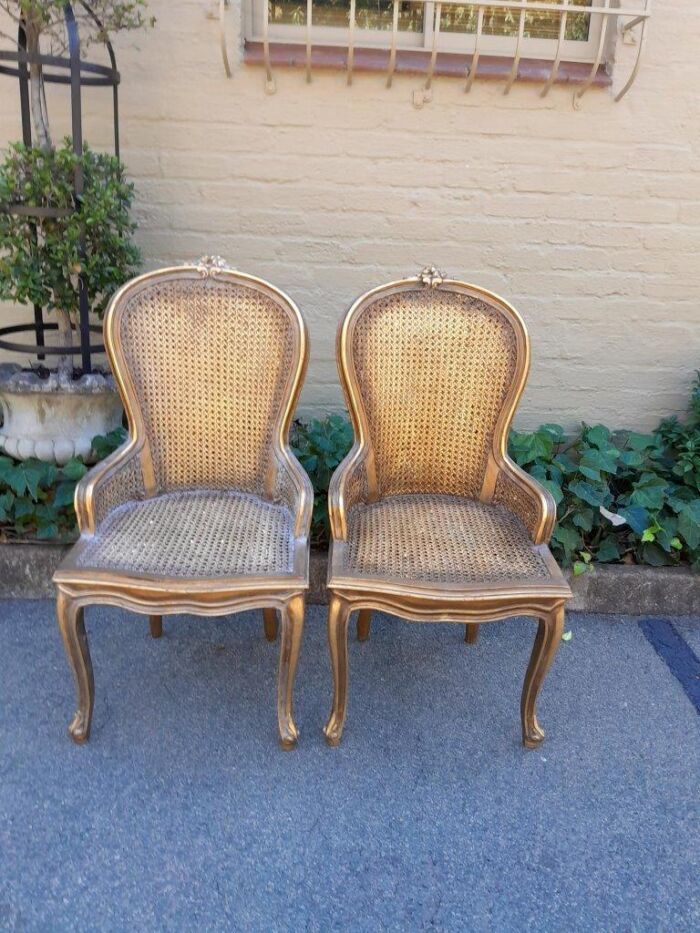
xmin=54 ymin=258 xmax=312 ymax=749
xmin=325 ymin=267 xmax=572 ymax=748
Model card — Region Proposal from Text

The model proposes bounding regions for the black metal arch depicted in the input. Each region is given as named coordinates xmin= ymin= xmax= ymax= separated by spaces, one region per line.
xmin=0 ymin=1 xmax=121 ymax=374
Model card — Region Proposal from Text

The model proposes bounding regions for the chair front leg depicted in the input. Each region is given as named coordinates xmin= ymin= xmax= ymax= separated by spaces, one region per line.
xmin=149 ymin=615 xmax=163 ymax=638
xmin=521 ymin=606 xmax=565 ymax=748
xmin=56 ymin=590 xmax=94 ymax=745
xmin=277 ymin=595 xmax=304 ymax=750
xmin=263 ymin=608 xmax=279 ymax=642
xmin=324 ymin=594 xmax=351 ymax=747
xmin=464 ymin=623 xmax=479 ymax=644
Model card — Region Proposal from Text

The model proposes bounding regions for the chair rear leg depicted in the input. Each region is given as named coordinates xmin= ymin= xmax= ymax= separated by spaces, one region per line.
xmin=521 ymin=607 xmax=565 ymax=748
xmin=149 ymin=615 xmax=163 ymax=638
xmin=277 ymin=595 xmax=304 ymax=750
xmin=263 ymin=608 xmax=279 ymax=642
xmin=324 ymin=594 xmax=351 ymax=747
xmin=57 ymin=590 xmax=94 ymax=744
xmin=357 ymin=609 xmax=371 ymax=642
xmin=465 ymin=623 xmax=479 ymax=644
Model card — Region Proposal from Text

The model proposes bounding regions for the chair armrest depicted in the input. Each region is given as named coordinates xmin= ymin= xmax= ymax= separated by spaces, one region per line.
xmin=272 ymin=448 xmax=314 ymax=539
xmin=328 ymin=444 xmax=370 ymax=541
xmin=74 ymin=441 xmax=147 ymax=535
xmin=492 ymin=458 xmax=557 ymax=545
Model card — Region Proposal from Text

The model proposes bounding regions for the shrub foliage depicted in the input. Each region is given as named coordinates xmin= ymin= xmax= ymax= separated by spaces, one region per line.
xmin=290 ymin=375 xmax=700 ymax=568
xmin=0 ymin=140 xmax=140 ymax=321
xmin=1 ymin=379 xmax=698 ymax=571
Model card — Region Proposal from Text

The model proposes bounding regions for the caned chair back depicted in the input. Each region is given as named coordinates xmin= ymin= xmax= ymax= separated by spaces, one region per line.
xmin=104 ymin=261 xmax=307 ymax=496
xmin=338 ymin=271 xmax=530 ymax=501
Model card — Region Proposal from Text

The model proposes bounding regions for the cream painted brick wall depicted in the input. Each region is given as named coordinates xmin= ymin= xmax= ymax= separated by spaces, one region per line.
xmin=1 ymin=0 xmax=698 ymax=430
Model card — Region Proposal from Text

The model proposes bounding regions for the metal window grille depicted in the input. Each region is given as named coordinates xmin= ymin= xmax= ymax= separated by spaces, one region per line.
xmin=222 ymin=1 xmax=651 ymax=102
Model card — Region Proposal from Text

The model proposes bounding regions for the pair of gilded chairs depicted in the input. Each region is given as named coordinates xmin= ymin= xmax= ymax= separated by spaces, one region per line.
xmin=54 ymin=258 xmax=571 ymax=751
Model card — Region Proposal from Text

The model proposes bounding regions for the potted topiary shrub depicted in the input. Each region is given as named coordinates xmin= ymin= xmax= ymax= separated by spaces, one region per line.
xmin=0 ymin=1 xmax=151 ymax=464
xmin=0 ymin=140 xmax=140 ymax=461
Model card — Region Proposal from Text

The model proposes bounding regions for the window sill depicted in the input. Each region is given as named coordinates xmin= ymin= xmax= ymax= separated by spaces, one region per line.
xmin=244 ymin=41 xmax=612 ymax=89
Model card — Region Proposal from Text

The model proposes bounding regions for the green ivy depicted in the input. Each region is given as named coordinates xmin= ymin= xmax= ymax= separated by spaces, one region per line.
xmin=0 ymin=428 xmax=125 ymax=542
xmin=290 ymin=375 xmax=700 ymax=565
xmin=290 ymin=414 xmax=354 ymax=547
xmin=509 ymin=374 xmax=700 ymax=572
xmin=2 ymin=377 xmax=699 ymax=573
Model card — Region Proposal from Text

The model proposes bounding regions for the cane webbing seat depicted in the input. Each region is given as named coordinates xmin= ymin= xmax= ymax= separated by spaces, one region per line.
xmin=332 ymin=494 xmax=553 ymax=592
xmin=54 ymin=260 xmax=312 ymax=749
xmin=324 ymin=269 xmax=571 ymax=749
xmin=75 ymin=490 xmax=296 ymax=580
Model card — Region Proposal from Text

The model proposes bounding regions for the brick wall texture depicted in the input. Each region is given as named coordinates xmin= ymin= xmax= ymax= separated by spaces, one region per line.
xmin=1 ymin=0 xmax=698 ymax=430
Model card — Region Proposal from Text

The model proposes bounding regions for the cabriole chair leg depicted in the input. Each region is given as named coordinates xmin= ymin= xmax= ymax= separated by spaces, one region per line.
xmin=465 ymin=623 xmax=479 ymax=644
xmin=263 ymin=608 xmax=279 ymax=642
xmin=521 ymin=607 xmax=565 ymax=748
xmin=324 ymin=594 xmax=351 ymax=747
xmin=57 ymin=590 xmax=94 ymax=744
xmin=357 ymin=609 xmax=371 ymax=642
xmin=149 ymin=615 xmax=163 ymax=638
xmin=277 ymin=595 xmax=304 ymax=750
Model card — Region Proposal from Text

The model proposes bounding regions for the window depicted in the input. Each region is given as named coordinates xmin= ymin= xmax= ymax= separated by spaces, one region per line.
xmin=239 ymin=2 xmax=652 ymax=101
xmin=247 ymin=1 xmax=603 ymax=64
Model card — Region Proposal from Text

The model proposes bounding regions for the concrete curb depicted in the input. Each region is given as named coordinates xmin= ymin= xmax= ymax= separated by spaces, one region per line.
xmin=1 ymin=543 xmax=697 ymax=615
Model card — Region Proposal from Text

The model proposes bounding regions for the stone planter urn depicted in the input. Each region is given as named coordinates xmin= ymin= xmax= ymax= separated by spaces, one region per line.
xmin=0 ymin=363 xmax=123 ymax=465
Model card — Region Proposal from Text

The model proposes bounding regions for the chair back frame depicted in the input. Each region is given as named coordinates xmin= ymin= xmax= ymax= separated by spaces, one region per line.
xmin=103 ymin=261 xmax=309 ymax=513
xmin=337 ymin=272 xmax=530 ymax=506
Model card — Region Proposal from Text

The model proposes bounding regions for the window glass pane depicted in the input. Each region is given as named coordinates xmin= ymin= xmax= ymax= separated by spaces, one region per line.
xmin=440 ymin=2 xmax=592 ymax=42
xmin=268 ymin=1 xmax=424 ymax=32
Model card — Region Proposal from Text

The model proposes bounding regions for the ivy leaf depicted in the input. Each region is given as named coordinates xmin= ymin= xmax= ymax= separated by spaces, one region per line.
xmin=53 ymin=482 xmax=78 ymax=509
xmin=629 ymin=474 xmax=669 ymax=510
xmin=540 ymin=478 xmax=563 ymax=506
xmin=510 ymin=430 xmax=553 ymax=466
xmin=540 ymin=424 xmax=565 ymax=442
xmin=640 ymin=543 xmax=672 ymax=567
xmin=617 ymin=506 xmax=650 ymax=534
xmin=678 ymin=501 xmax=700 ymax=550
xmin=596 ymin=537 xmax=622 ymax=563
xmin=91 ymin=427 xmax=127 ymax=460
xmin=626 ymin=432 xmax=659 ymax=451
xmin=585 ymin=424 xmax=612 ymax=450
xmin=552 ymin=524 xmax=581 ymax=558
xmin=61 ymin=458 xmax=88 ymax=482
xmin=0 ymin=461 xmax=27 ymax=496
xmin=568 ymin=481 xmax=607 ymax=508
xmin=36 ymin=523 xmax=59 ymax=540
xmin=573 ymin=508 xmax=594 ymax=532
xmin=581 ymin=448 xmax=619 ymax=475
xmin=619 ymin=450 xmax=644 ymax=469
xmin=579 ymin=464 xmax=601 ymax=482
xmin=553 ymin=453 xmax=578 ymax=475
xmin=13 ymin=497 xmax=35 ymax=519
xmin=20 ymin=463 xmax=45 ymax=499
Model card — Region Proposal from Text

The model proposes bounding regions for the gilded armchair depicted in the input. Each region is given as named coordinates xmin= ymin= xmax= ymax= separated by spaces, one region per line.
xmin=324 ymin=268 xmax=572 ymax=748
xmin=54 ymin=258 xmax=312 ymax=749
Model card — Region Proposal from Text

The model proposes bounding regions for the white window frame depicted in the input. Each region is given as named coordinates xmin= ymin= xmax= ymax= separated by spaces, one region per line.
xmin=246 ymin=1 xmax=606 ymax=64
